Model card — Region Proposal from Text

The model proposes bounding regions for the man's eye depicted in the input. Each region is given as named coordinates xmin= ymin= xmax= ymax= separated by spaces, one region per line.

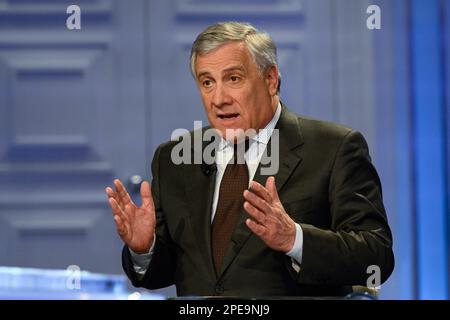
xmin=230 ymin=76 xmax=240 ymax=82
xmin=202 ymin=80 xmax=212 ymax=87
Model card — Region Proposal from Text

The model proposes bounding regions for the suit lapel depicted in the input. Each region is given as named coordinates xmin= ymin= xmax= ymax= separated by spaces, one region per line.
xmin=268 ymin=105 xmax=304 ymax=192
xmin=184 ymin=128 xmax=219 ymax=280
xmin=218 ymin=105 xmax=304 ymax=279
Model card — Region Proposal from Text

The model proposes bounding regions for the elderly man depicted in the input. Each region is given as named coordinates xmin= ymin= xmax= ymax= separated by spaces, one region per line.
xmin=106 ymin=22 xmax=394 ymax=297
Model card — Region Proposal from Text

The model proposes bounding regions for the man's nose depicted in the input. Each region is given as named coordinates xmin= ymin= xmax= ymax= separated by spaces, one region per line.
xmin=211 ymin=84 xmax=232 ymax=107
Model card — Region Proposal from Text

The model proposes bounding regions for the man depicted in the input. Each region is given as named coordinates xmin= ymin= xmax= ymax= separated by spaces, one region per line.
xmin=106 ymin=22 xmax=394 ymax=297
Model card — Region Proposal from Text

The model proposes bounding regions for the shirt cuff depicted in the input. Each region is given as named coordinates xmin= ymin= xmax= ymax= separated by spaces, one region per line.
xmin=129 ymin=235 xmax=156 ymax=275
xmin=286 ymin=223 xmax=303 ymax=265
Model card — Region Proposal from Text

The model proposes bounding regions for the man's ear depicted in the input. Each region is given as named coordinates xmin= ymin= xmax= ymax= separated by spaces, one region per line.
xmin=265 ymin=65 xmax=279 ymax=96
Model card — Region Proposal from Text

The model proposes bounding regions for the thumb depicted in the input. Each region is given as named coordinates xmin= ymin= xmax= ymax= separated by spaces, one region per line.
xmin=266 ymin=176 xmax=280 ymax=202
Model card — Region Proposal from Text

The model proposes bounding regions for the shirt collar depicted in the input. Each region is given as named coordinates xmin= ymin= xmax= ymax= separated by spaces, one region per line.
xmin=253 ymin=102 xmax=281 ymax=145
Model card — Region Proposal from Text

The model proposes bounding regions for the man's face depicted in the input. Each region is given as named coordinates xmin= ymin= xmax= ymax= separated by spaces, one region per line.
xmin=195 ymin=41 xmax=279 ymax=141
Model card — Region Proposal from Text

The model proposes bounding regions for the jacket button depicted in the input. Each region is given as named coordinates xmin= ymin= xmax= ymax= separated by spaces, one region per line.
xmin=215 ymin=284 xmax=224 ymax=294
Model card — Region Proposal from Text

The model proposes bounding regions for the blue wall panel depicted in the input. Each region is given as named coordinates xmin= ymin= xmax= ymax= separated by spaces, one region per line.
xmin=412 ymin=0 xmax=448 ymax=299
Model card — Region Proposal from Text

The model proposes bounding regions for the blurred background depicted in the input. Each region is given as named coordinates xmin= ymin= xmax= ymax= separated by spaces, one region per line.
xmin=0 ymin=0 xmax=448 ymax=299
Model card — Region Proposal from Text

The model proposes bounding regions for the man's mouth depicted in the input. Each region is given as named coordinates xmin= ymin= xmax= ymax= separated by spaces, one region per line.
xmin=217 ymin=113 xmax=240 ymax=120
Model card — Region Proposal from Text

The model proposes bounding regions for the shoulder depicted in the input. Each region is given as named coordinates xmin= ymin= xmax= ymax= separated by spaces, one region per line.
xmin=306 ymin=117 xmax=368 ymax=149
xmin=280 ymin=105 xmax=354 ymax=139
xmin=281 ymin=107 xmax=369 ymax=152
xmin=297 ymin=115 xmax=354 ymax=140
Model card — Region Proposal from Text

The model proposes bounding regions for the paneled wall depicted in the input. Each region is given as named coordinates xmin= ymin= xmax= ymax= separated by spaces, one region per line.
xmin=0 ymin=0 xmax=148 ymax=274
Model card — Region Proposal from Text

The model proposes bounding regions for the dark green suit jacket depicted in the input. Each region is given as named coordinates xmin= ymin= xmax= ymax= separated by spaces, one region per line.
xmin=122 ymin=106 xmax=394 ymax=297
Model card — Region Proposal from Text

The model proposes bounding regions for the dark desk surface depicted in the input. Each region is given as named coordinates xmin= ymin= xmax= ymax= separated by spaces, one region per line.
xmin=170 ymin=293 xmax=376 ymax=300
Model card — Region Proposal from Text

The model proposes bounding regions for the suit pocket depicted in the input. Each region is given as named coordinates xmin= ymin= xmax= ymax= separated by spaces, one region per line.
xmin=284 ymin=197 xmax=313 ymax=222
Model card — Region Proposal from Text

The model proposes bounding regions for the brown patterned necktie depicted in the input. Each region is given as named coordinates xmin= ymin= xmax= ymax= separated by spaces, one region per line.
xmin=211 ymin=142 xmax=249 ymax=275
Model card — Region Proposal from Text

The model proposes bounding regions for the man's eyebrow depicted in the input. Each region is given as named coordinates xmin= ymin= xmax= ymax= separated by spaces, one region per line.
xmin=197 ymin=65 xmax=245 ymax=79
xmin=197 ymin=71 xmax=210 ymax=79
xmin=222 ymin=65 xmax=245 ymax=73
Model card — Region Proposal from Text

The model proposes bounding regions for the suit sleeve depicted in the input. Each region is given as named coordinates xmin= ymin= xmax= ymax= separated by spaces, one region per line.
xmin=122 ymin=144 xmax=177 ymax=289
xmin=291 ymin=130 xmax=395 ymax=286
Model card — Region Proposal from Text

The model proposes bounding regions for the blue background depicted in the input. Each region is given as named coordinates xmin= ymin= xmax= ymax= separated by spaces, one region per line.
xmin=0 ymin=0 xmax=448 ymax=299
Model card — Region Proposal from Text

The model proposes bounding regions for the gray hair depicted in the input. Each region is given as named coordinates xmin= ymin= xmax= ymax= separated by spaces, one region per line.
xmin=190 ymin=22 xmax=281 ymax=93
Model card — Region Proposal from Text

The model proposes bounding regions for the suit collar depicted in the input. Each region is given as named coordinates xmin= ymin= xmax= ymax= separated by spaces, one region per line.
xmin=277 ymin=102 xmax=304 ymax=149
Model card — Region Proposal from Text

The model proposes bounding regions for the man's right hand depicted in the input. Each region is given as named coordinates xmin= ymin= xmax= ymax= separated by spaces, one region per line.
xmin=105 ymin=179 xmax=156 ymax=254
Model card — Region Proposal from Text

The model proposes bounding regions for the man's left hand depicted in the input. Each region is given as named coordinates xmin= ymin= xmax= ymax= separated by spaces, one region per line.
xmin=243 ymin=176 xmax=296 ymax=253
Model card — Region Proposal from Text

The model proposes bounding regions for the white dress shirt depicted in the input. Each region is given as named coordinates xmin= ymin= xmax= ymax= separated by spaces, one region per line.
xmin=130 ymin=103 xmax=303 ymax=275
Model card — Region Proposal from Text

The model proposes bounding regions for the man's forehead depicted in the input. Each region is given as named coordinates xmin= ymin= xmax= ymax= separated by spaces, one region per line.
xmin=195 ymin=43 xmax=252 ymax=76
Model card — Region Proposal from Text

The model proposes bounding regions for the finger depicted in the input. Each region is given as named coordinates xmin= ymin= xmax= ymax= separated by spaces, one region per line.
xmin=246 ymin=218 xmax=266 ymax=237
xmin=243 ymin=190 xmax=271 ymax=214
xmin=106 ymin=187 xmax=120 ymax=208
xmin=248 ymin=180 xmax=272 ymax=204
xmin=140 ymin=181 xmax=155 ymax=211
xmin=243 ymin=201 xmax=266 ymax=225
xmin=108 ymin=197 xmax=123 ymax=217
xmin=114 ymin=179 xmax=134 ymax=207
xmin=266 ymin=176 xmax=280 ymax=202
xmin=111 ymin=181 xmax=124 ymax=208
xmin=106 ymin=186 xmax=125 ymax=211
xmin=109 ymin=197 xmax=129 ymax=224
xmin=105 ymin=187 xmax=118 ymax=201
xmin=114 ymin=215 xmax=127 ymax=237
